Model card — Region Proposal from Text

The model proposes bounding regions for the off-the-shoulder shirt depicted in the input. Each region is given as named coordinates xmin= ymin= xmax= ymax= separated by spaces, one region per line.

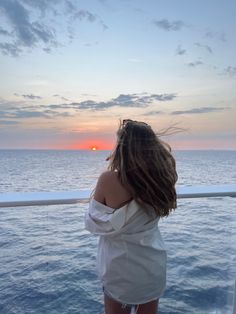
xmin=84 ymin=198 xmax=167 ymax=304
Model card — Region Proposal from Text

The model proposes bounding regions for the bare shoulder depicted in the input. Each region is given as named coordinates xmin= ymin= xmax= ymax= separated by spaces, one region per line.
xmin=94 ymin=171 xmax=132 ymax=208
xmin=97 ymin=170 xmax=119 ymax=186
xmin=93 ymin=171 xmax=118 ymax=204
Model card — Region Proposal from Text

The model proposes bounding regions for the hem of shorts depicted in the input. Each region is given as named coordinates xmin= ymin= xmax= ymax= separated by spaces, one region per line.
xmin=103 ymin=287 xmax=164 ymax=305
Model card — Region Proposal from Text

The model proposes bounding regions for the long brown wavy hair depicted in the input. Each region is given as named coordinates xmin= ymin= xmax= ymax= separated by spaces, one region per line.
xmin=108 ymin=119 xmax=178 ymax=217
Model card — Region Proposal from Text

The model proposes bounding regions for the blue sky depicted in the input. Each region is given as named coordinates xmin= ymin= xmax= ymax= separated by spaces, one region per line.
xmin=0 ymin=0 xmax=236 ymax=149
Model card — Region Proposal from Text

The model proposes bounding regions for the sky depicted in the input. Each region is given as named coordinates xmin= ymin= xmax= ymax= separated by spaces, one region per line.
xmin=0 ymin=0 xmax=236 ymax=150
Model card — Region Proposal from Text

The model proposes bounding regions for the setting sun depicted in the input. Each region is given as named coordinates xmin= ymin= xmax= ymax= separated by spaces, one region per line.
xmin=65 ymin=138 xmax=114 ymax=150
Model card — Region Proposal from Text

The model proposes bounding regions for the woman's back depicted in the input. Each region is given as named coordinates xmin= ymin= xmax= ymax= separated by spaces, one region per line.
xmin=85 ymin=119 xmax=177 ymax=313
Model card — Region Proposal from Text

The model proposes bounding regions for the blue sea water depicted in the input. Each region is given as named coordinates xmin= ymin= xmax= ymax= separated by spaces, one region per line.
xmin=0 ymin=150 xmax=235 ymax=314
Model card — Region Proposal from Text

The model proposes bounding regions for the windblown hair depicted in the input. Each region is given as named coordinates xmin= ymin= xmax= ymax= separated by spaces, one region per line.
xmin=108 ymin=119 xmax=178 ymax=217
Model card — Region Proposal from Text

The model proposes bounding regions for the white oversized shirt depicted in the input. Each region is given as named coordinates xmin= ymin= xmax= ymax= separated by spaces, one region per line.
xmin=85 ymin=198 xmax=167 ymax=304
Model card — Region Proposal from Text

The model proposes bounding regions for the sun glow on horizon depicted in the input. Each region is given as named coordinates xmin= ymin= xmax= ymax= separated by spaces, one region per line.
xmin=63 ymin=138 xmax=115 ymax=150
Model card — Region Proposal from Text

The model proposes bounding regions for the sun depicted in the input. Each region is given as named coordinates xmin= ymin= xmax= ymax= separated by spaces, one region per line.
xmin=91 ymin=146 xmax=98 ymax=151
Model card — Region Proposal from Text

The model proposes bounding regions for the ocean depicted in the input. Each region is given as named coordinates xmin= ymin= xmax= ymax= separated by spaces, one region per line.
xmin=0 ymin=150 xmax=235 ymax=314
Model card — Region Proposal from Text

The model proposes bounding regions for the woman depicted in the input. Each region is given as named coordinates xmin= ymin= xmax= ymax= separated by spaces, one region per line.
xmin=85 ymin=119 xmax=177 ymax=314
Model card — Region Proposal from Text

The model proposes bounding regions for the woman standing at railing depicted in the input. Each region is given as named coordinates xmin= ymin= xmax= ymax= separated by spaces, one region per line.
xmin=85 ymin=119 xmax=178 ymax=314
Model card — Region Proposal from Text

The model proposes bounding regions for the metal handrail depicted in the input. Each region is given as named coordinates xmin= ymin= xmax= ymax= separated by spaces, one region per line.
xmin=0 ymin=184 xmax=235 ymax=208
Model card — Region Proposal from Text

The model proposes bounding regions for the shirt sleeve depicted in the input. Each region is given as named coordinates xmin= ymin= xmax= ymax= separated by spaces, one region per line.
xmin=84 ymin=199 xmax=138 ymax=236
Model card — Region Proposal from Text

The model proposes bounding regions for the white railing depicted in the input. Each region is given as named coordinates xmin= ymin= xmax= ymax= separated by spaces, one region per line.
xmin=0 ymin=184 xmax=235 ymax=208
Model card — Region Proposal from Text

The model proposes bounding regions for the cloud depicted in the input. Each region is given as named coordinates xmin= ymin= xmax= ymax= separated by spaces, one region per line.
xmin=53 ymin=94 xmax=70 ymax=101
xmin=44 ymin=93 xmax=176 ymax=111
xmin=65 ymin=0 xmax=77 ymax=14
xmin=114 ymin=93 xmax=176 ymax=104
xmin=81 ymin=93 xmax=97 ymax=97
xmin=187 ymin=60 xmax=203 ymax=67
xmin=8 ymin=110 xmax=51 ymax=119
xmin=0 ymin=93 xmax=176 ymax=121
xmin=26 ymin=93 xmax=176 ymax=111
xmin=171 ymin=107 xmax=229 ymax=115
xmin=72 ymin=9 xmax=108 ymax=30
xmin=205 ymin=30 xmax=226 ymax=42
xmin=61 ymin=96 xmax=69 ymax=101
xmin=14 ymin=92 xmax=42 ymax=99
xmin=20 ymin=0 xmax=60 ymax=14
xmin=0 ymin=42 xmax=22 ymax=57
xmin=0 ymin=0 xmax=59 ymax=56
xmin=176 ymin=44 xmax=186 ymax=56
xmin=142 ymin=110 xmax=164 ymax=116
xmin=153 ymin=19 xmax=186 ymax=31
xmin=77 ymin=93 xmax=177 ymax=110
xmin=84 ymin=41 xmax=99 ymax=47
xmin=43 ymin=109 xmax=72 ymax=117
xmin=0 ymin=120 xmax=19 ymax=125
xmin=0 ymin=105 xmax=72 ymax=120
xmin=74 ymin=10 xmax=96 ymax=22
xmin=47 ymin=103 xmax=81 ymax=110
xmin=22 ymin=93 xmax=42 ymax=99
xmin=195 ymin=42 xmax=213 ymax=54
xmin=222 ymin=66 xmax=236 ymax=77
xmin=0 ymin=26 xmax=12 ymax=36
xmin=0 ymin=0 xmax=107 ymax=57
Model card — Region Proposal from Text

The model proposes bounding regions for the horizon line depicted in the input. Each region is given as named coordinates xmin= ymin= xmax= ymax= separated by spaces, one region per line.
xmin=0 ymin=148 xmax=236 ymax=151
